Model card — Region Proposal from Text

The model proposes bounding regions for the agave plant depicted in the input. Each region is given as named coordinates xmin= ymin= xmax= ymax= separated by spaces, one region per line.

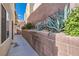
xmin=35 ymin=4 xmax=69 ymax=32
xmin=46 ymin=9 xmax=64 ymax=32
xmin=35 ymin=10 xmax=66 ymax=32
xmin=35 ymin=20 xmax=47 ymax=31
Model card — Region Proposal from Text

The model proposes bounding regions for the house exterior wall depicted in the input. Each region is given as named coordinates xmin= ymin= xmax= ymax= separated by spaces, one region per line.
xmin=24 ymin=3 xmax=79 ymax=25
xmin=24 ymin=3 xmax=34 ymax=24
xmin=27 ymin=3 xmax=66 ymax=24
xmin=0 ymin=3 xmax=15 ymax=56
xmin=24 ymin=3 xmax=42 ymax=24
xmin=33 ymin=3 xmax=42 ymax=12
xmin=26 ymin=3 xmax=79 ymax=25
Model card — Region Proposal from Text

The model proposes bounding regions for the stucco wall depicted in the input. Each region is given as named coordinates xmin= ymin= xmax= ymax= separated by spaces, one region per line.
xmin=0 ymin=3 xmax=15 ymax=56
xmin=0 ymin=38 xmax=12 ymax=56
xmin=27 ymin=3 xmax=66 ymax=24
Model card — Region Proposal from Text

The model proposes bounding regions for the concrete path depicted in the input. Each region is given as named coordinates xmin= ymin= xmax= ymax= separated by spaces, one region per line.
xmin=7 ymin=35 xmax=38 ymax=56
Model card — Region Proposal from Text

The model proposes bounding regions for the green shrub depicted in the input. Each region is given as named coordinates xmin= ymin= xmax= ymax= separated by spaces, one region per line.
xmin=22 ymin=23 xmax=34 ymax=29
xmin=64 ymin=7 xmax=79 ymax=36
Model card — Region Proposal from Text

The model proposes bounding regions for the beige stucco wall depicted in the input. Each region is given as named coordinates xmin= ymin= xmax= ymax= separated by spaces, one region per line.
xmin=0 ymin=38 xmax=12 ymax=56
xmin=0 ymin=3 xmax=15 ymax=56
xmin=27 ymin=3 xmax=66 ymax=24
xmin=33 ymin=3 xmax=42 ymax=12
xmin=70 ymin=3 xmax=79 ymax=9
xmin=24 ymin=3 xmax=34 ymax=23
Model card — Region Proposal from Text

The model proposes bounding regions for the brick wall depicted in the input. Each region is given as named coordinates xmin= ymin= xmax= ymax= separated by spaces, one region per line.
xmin=22 ymin=30 xmax=58 ymax=56
xmin=22 ymin=30 xmax=79 ymax=56
xmin=56 ymin=33 xmax=79 ymax=56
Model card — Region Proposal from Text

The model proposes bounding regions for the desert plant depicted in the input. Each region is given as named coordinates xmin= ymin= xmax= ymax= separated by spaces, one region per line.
xmin=35 ymin=9 xmax=65 ymax=32
xmin=47 ymin=9 xmax=64 ymax=32
xmin=35 ymin=6 xmax=69 ymax=32
xmin=64 ymin=7 xmax=79 ymax=36
xmin=35 ymin=20 xmax=47 ymax=31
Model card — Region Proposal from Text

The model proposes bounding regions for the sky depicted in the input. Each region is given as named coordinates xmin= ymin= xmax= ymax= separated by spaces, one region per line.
xmin=15 ymin=3 xmax=27 ymax=21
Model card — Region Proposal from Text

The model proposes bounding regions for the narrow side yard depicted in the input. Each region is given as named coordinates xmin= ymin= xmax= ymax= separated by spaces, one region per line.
xmin=7 ymin=35 xmax=38 ymax=56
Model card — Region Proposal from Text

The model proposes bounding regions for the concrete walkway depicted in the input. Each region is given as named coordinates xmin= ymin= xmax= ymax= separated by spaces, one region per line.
xmin=7 ymin=35 xmax=38 ymax=56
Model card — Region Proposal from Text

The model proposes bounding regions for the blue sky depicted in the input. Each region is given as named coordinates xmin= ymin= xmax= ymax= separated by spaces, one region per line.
xmin=15 ymin=3 xmax=27 ymax=21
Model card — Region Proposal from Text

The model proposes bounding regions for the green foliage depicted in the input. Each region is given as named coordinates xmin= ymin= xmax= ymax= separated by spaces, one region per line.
xmin=35 ymin=9 xmax=65 ymax=32
xmin=64 ymin=7 xmax=79 ymax=36
xmin=47 ymin=10 xmax=64 ymax=32
xmin=22 ymin=23 xmax=34 ymax=29
xmin=35 ymin=20 xmax=47 ymax=31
